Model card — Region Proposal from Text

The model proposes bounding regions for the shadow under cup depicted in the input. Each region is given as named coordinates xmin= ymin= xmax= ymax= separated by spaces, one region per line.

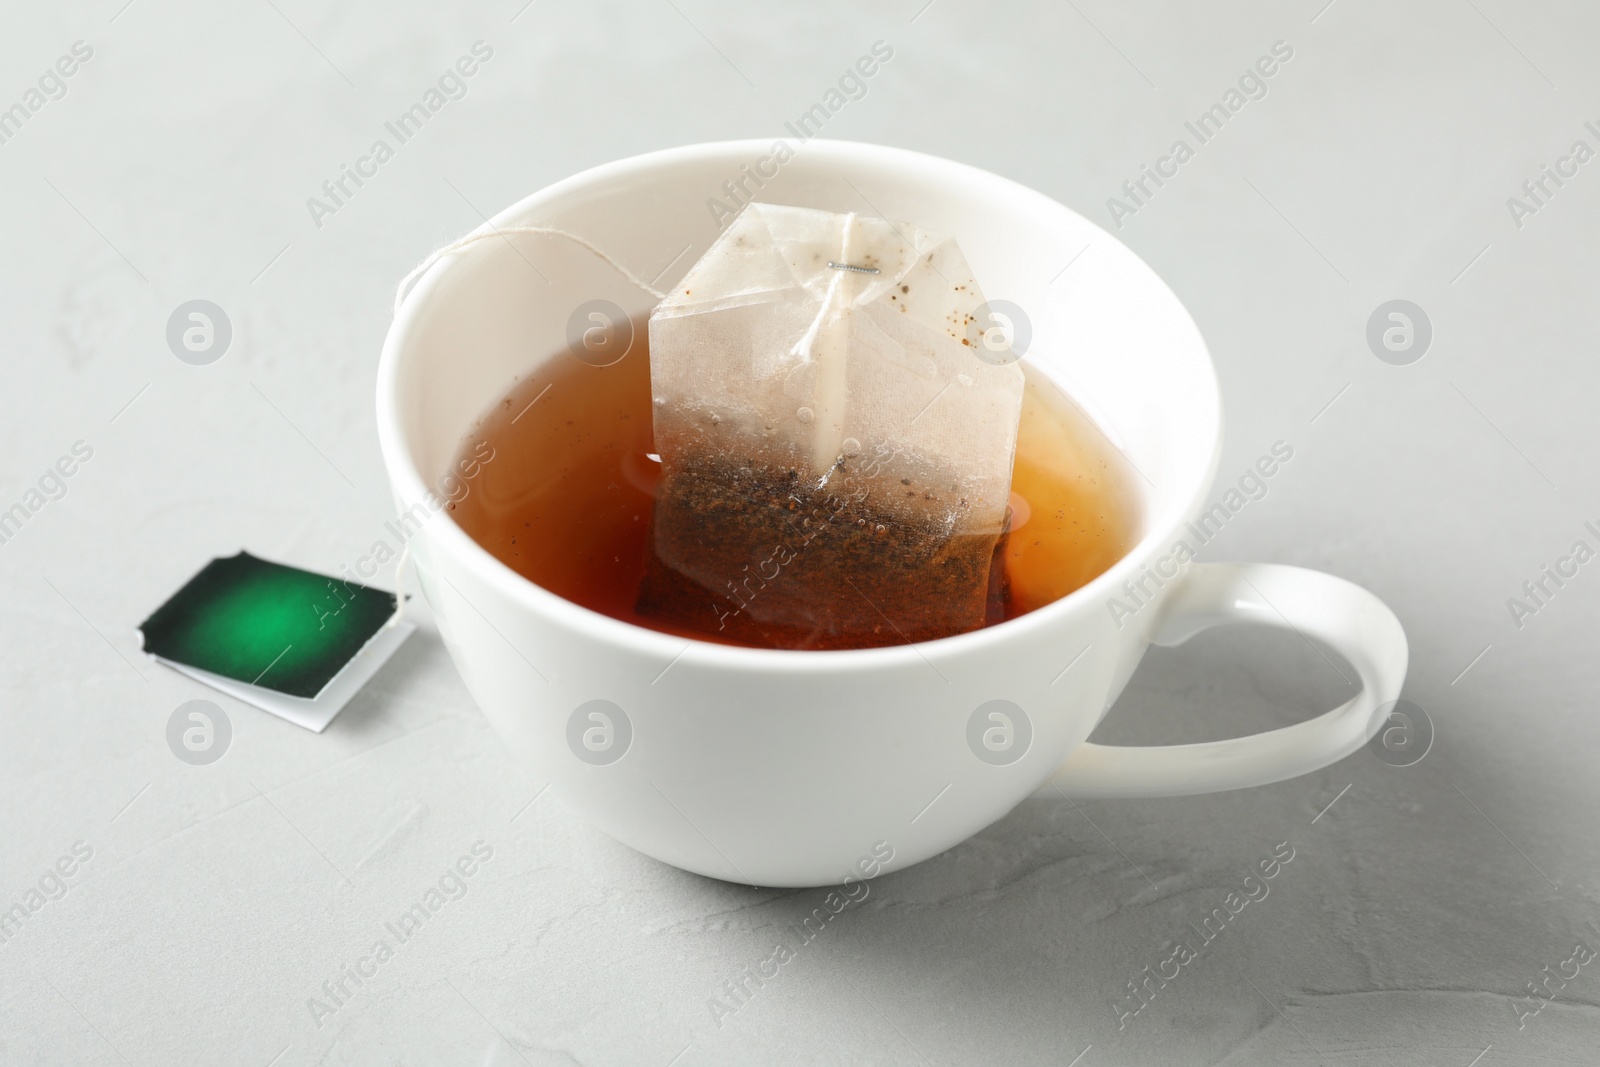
xmin=378 ymin=140 xmax=1220 ymax=887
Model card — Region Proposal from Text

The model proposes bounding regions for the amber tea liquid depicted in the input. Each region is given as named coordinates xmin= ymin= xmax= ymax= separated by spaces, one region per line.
xmin=449 ymin=335 xmax=1141 ymax=649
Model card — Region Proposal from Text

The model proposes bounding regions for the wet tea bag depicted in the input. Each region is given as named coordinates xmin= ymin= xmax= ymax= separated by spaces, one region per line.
xmin=637 ymin=203 xmax=1025 ymax=648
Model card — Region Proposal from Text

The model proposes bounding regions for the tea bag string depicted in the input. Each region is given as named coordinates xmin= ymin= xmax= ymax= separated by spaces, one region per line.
xmin=791 ymin=212 xmax=857 ymax=472
xmin=385 ymin=539 xmax=412 ymax=631
xmin=788 ymin=211 xmax=857 ymax=364
xmin=393 ymin=226 xmax=667 ymax=316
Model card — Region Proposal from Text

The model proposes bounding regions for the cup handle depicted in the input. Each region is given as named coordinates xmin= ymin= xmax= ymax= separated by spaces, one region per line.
xmin=1040 ymin=562 xmax=1408 ymax=799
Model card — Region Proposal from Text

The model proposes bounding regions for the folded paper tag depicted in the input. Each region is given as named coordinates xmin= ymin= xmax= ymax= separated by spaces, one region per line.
xmin=137 ymin=551 xmax=413 ymax=732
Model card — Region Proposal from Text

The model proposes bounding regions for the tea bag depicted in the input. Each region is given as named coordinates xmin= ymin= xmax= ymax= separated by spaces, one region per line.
xmin=636 ymin=203 xmax=1025 ymax=648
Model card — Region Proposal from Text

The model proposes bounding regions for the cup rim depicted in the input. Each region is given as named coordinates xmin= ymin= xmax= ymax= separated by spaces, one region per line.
xmin=377 ymin=138 xmax=1222 ymax=671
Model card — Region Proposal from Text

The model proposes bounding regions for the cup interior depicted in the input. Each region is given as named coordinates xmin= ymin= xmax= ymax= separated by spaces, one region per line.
xmin=379 ymin=139 xmax=1219 ymax=636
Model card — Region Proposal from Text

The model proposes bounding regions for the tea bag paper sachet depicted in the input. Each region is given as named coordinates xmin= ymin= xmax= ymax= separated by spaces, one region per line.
xmin=637 ymin=203 xmax=1025 ymax=648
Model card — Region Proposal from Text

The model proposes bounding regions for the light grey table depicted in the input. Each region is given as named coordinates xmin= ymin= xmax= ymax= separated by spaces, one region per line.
xmin=3 ymin=2 xmax=1596 ymax=1063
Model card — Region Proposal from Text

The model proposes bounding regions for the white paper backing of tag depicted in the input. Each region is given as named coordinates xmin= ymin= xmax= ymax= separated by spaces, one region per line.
xmin=149 ymin=621 xmax=416 ymax=733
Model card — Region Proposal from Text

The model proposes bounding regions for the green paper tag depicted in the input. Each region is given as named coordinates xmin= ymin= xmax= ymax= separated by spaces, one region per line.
xmin=138 ymin=551 xmax=407 ymax=706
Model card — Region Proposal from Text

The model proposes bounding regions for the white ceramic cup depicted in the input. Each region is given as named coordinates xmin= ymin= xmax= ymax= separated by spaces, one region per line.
xmin=377 ymin=139 xmax=1408 ymax=888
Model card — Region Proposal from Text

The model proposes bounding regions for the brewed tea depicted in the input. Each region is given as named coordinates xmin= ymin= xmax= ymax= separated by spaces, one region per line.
xmin=448 ymin=332 xmax=1140 ymax=650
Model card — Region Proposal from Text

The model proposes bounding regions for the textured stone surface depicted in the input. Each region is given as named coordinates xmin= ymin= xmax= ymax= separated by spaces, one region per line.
xmin=2 ymin=1 xmax=1597 ymax=1063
